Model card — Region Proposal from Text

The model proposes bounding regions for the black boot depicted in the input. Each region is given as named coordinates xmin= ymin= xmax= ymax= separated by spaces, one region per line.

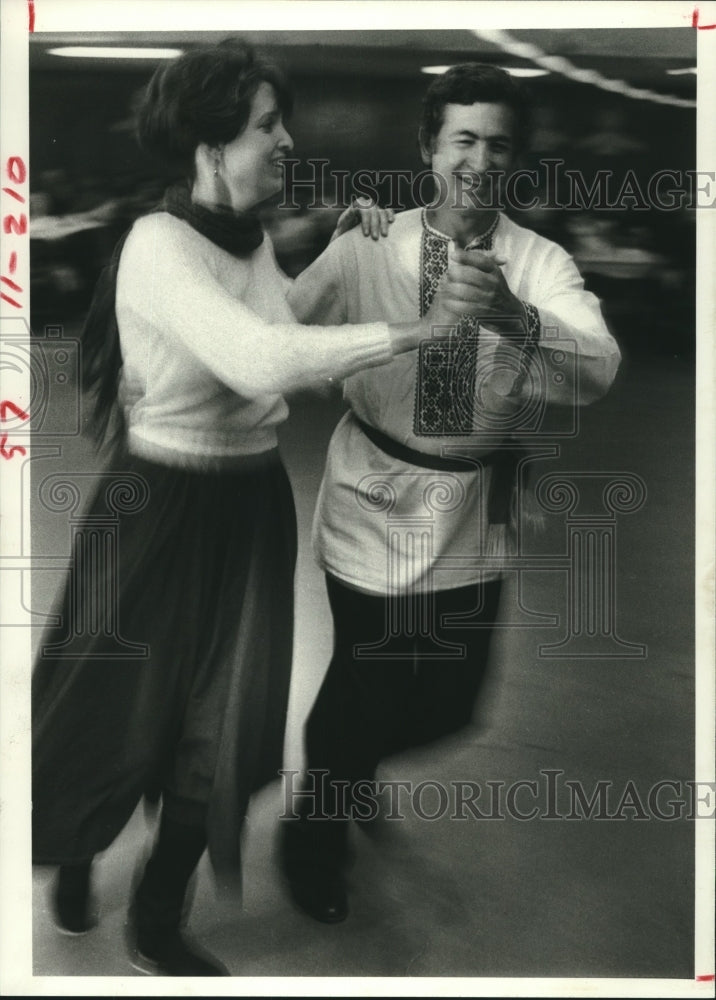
xmin=127 ymin=813 xmax=229 ymax=976
xmin=53 ymin=860 xmax=97 ymax=935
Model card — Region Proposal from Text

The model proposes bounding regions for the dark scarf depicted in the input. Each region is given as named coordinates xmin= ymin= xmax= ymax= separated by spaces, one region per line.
xmin=82 ymin=186 xmax=264 ymax=447
xmin=161 ymin=183 xmax=264 ymax=256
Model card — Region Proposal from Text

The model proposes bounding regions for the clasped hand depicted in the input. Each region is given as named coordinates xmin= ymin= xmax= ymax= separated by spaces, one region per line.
xmin=427 ymin=249 xmax=523 ymax=328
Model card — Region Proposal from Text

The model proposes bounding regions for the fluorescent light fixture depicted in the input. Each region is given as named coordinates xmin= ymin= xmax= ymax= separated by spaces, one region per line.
xmin=498 ymin=67 xmax=549 ymax=78
xmin=421 ymin=64 xmax=548 ymax=78
xmin=48 ymin=46 xmax=183 ymax=60
xmin=666 ymin=67 xmax=697 ymax=75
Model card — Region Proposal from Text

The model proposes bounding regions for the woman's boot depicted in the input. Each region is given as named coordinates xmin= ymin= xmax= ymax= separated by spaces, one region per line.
xmin=127 ymin=812 xmax=229 ymax=976
xmin=53 ymin=860 xmax=97 ymax=934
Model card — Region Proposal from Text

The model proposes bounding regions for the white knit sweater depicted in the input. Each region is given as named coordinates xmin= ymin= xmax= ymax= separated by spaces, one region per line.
xmin=115 ymin=212 xmax=393 ymax=467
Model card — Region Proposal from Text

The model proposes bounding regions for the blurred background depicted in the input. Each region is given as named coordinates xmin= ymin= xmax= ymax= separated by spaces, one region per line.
xmin=29 ymin=28 xmax=696 ymax=358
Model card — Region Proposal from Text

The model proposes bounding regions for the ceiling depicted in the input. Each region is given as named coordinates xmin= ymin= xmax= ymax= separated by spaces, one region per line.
xmin=29 ymin=28 xmax=697 ymax=96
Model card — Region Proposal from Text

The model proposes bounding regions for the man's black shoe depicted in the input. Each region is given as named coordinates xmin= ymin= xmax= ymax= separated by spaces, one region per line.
xmin=280 ymin=820 xmax=349 ymax=923
xmin=285 ymin=867 xmax=348 ymax=924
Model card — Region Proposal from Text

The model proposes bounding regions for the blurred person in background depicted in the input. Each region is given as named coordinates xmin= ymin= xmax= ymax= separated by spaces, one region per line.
xmin=31 ymin=38 xmax=489 ymax=976
xmin=281 ymin=63 xmax=622 ymax=924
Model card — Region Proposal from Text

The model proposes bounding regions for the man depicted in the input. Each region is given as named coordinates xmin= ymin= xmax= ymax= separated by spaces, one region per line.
xmin=282 ymin=64 xmax=621 ymax=922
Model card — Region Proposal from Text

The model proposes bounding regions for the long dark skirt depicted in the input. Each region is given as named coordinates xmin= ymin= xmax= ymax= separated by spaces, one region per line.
xmin=32 ymin=447 xmax=297 ymax=879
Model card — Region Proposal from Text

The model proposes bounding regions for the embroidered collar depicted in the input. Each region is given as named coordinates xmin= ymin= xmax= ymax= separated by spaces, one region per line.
xmin=420 ymin=209 xmax=500 ymax=250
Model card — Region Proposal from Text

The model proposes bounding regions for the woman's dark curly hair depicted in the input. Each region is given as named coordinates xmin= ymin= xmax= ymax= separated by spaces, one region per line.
xmin=420 ymin=63 xmax=530 ymax=153
xmin=137 ymin=37 xmax=293 ymax=177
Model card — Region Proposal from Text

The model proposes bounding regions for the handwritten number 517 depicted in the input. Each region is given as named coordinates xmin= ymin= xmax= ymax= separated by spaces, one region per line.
xmin=0 ymin=399 xmax=29 ymax=459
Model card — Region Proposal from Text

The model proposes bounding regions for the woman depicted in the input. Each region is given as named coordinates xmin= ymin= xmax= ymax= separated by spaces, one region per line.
xmin=32 ymin=38 xmax=481 ymax=977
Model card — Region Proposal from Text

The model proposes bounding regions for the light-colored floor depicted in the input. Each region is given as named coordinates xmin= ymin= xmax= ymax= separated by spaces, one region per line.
xmin=30 ymin=353 xmax=697 ymax=981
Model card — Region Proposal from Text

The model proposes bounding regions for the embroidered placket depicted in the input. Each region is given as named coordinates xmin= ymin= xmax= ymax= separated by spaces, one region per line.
xmin=415 ymin=213 xmax=497 ymax=436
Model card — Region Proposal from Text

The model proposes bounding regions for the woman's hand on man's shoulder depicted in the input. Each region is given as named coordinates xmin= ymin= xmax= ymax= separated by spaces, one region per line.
xmin=330 ymin=197 xmax=395 ymax=243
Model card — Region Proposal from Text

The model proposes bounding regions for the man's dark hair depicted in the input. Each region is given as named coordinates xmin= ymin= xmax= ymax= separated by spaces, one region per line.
xmin=420 ymin=63 xmax=530 ymax=152
xmin=137 ymin=37 xmax=293 ymax=177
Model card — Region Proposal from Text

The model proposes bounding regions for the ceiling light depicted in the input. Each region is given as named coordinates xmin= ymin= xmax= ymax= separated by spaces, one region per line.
xmin=666 ymin=67 xmax=697 ymax=76
xmin=420 ymin=64 xmax=548 ymax=78
xmin=47 ymin=47 xmax=183 ymax=60
xmin=499 ymin=66 xmax=549 ymax=78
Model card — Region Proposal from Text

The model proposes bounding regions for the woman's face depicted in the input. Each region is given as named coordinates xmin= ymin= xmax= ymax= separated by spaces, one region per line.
xmin=217 ymin=81 xmax=293 ymax=211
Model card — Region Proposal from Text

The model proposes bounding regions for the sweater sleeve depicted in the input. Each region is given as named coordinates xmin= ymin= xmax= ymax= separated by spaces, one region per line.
xmin=286 ymin=238 xmax=348 ymax=325
xmin=117 ymin=214 xmax=392 ymax=399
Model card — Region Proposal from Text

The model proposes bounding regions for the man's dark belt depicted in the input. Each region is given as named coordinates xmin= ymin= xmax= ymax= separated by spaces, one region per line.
xmin=354 ymin=416 xmax=522 ymax=525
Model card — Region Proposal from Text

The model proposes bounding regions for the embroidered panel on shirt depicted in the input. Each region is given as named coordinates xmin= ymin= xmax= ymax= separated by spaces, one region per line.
xmin=414 ymin=212 xmax=497 ymax=436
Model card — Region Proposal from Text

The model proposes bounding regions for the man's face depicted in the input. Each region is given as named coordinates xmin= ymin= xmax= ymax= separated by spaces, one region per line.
xmin=421 ymin=102 xmax=517 ymax=211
